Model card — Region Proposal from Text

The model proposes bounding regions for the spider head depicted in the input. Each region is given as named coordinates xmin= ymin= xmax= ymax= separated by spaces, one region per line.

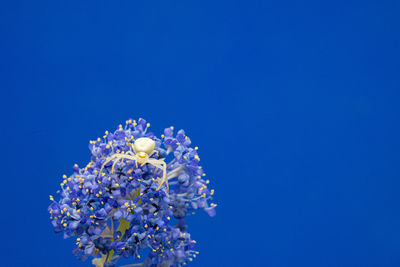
xmin=138 ymin=152 xmax=147 ymax=159
xmin=133 ymin=137 xmax=155 ymax=159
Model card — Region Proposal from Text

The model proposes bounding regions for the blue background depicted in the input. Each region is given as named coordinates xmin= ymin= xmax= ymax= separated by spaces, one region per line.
xmin=1 ymin=0 xmax=400 ymax=266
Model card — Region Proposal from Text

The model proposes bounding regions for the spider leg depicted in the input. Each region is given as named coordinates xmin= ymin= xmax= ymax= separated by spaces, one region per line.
xmin=111 ymin=156 xmax=122 ymax=174
xmin=161 ymin=161 xmax=168 ymax=192
xmin=98 ymin=154 xmax=119 ymax=179
xmin=126 ymin=145 xmax=137 ymax=162
xmin=126 ymin=151 xmax=135 ymax=156
xmin=112 ymin=154 xmax=137 ymax=162
xmin=125 ymin=151 xmax=138 ymax=168
xmin=124 ymin=151 xmax=139 ymax=170
xmin=149 ymin=159 xmax=169 ymax=193
xmin=99 ymin=154 xmax=137 ymax=178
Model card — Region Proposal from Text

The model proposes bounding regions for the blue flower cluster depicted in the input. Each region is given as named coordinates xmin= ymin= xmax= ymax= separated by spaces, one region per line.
xmin=48 ymin=118 xmax=216 ymax=267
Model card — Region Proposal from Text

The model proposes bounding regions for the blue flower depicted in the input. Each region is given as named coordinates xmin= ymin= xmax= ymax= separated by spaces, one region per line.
xmin=49 ymin=118 xmax=216 ymax=266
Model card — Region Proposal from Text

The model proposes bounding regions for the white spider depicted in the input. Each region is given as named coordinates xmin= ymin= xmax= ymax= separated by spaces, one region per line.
xmin=98 ymin=137 xmax=168 ymax=192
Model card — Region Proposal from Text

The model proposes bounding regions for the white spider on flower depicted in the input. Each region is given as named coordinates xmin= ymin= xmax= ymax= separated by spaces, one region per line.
xmin=98 ymin=137 xmax=168 ymax=192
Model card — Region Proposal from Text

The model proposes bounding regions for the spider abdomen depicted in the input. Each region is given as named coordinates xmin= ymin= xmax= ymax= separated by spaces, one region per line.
xmin=132 ymin=137 xmax=155 ymax=155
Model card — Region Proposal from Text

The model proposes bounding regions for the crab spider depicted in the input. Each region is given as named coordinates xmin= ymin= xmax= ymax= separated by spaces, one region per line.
xmin=98 ymin=137 xmax=168 ymax=192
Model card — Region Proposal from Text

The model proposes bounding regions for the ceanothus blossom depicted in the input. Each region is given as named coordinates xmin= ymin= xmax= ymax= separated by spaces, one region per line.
xmin=48 ymin=118 xmax=216 ymax=267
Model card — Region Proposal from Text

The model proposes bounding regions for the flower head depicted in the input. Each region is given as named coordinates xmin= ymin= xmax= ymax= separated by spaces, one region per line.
xmin=48 ymin=118 xmax=216 ymax=266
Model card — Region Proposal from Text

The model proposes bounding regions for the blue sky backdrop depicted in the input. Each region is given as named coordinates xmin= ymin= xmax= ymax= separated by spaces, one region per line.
xmin=1 ymin=0 xmax=400 ymax=266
